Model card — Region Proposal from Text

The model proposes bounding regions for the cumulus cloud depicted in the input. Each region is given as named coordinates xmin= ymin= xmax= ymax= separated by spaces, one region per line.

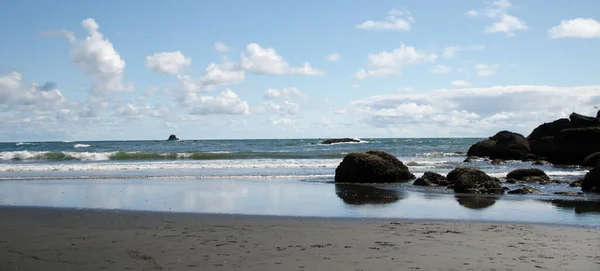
xmin=325 ymin=52 xmax=341 ymax=62
xmin=474 ymin=64 xmax=500 ymax=76
xmin=432 ymin=65 xmax=452 ymax=74
xmin=214 ymin=41 xmax=229 ymax=52
xmin=548 ymin=18 xmax=600 ymax=39
xmin=146 ymin=51 xmax=191 ymax=75
xmin=351 ymin=43 xmax=437 ymax=79
xmin=170 ymin=56 xmax=245 ymax=105
xmin=356 ymin=9 xmax=414 ymax=31
xmin=343 ymin=85 xmax=600 ymax=136
xmin=451 ymin=80 xmax=471 ymax=87
xmin=240 ymin=43 xmax=324 ymax=76
xmin=67 ymin=18 xmax=133 ymax=94
xmin=467 ymin=0 xmax=527 ymax=37
xmin=261 ymin=87 xmax=308 ymax=116
xmin=0 ymin=72 xmax=67 ymax=112
xmin=190 ymin=89 xmax=249 ymax=115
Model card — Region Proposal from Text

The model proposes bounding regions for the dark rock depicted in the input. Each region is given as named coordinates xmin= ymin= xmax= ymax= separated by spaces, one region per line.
xmin=467 ymin=131 xmax=530 ymax=160
xmin=581 ymin=165 xmax=600 ymax=191
xmin=581 ymin=152 xmax=600 ymax=167
xmin=507 ymin=185 xmax=542 ymax=194
xmin=569 ymin=112 xmax=599 ymax=127
xmin=455 ymin=195 xmax=498 ymax=209
xmin=506 ymin=168 xmax=550 ymax=182
xmin=553 ymin=191 xmax=584 ymax=196
xmin=321 ymin=138 xmax=360 ymax=144
xmin=167 ymin=134 xmax=179 ymax=141
xmin=413 ymin=172 xmax=448 ymax=186
xmin=334 ymin=151 xmax=415 ymax=183
xmin=447 ymin=167 xmax=504 ymax=194
xmin=335 ymin=184 xmax=404 ymax=205
xmin=528 ymin=112 xmax=600 ymax=165
xmin=527 ymin=118 xmax=571 ymax=142
xmin=505 ymin=179 xmax=518 ymax=184
xmin=570 ymin=179 xmax=583 ymax=187
xmin=463 ymin=156 xmax=477 ymax=163
xmin=532 ymin=160 xmax=552 ymax=166
xmin=490 ymin=159 xmax=506 ymax=165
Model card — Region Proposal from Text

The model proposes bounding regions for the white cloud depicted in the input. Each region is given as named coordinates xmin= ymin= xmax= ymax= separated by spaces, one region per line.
xmin=343 ymin=84 xmax=600 ymax=136
xmin=68 ymin=18 xmax=133 ymax=94
xmin=452 ymin=80 xmax=471 ymax=87
xmin=474 ymin=64 xmax=500 ymax=76
xmin=214 ymin=41 xmax=229 ymax=52
xmin=467 ymin=0 xmax=528 ymax=36
xmin=356 ymin=9 xmax=414 ymax=31
xmin=190 ymin=89 xmax=249 ymax=115
xmin=325 ymin=52 xmax=341 ymax=62
xmin=432 ymin=65 xmax=452 ymax=74
xmin=116 ymin=103 xmax=172 ymax=119
xmin=351 ymin=44 xmax=436 ymax=79
xmin=199 ymin=56 xmax=245 ymax=86
xmin=548 ymin=18 xmax=600 ymax=39
xmin=261 ymin=87 xmax=308 ymax=116
xmin=170 ymin=56 xmax=245 ymax=105
xmin=240 ymin=43 xmax=324 ymax=76
xmin=0 ymin=72 xmax=67 ymax=112
xmin=269 ymin=117 xmax=293 ymax=126
xmin=146 ymin=51 xmax=191 ymax=75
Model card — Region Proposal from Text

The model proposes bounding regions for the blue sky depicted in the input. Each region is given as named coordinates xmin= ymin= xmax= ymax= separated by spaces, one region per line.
xmin=1 ymin=0 xmax=599 ymax=141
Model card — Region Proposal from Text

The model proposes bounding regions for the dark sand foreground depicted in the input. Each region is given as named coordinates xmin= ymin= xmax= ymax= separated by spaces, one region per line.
xmin=0 ymin=207 xmax=598 ymax=271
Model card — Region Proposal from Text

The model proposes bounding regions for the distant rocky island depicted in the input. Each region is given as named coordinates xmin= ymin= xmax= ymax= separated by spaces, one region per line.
xmin=321 ymin=138 xmax=360 ymax=144
xmin=167 ymin=134 xmax=179 ymax=141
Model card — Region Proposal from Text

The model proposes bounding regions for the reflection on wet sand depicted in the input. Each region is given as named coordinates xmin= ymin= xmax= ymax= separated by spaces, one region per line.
xmin=455 ymin=194 xmax=499 ymax=210
xmin=548 ymin=199 xmax=600 ymax=214
xmin=335 ymin=184 xmax=405 ymax=205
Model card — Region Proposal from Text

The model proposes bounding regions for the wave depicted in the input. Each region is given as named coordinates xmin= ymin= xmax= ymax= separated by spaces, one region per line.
xmin=74 ymin=144 xmax=91 ymax=148
xmin=15 ymin=142 xmax=35 ymax=146
xmin=0 ymin=160 xmax=340 ymax=172
xmin=0 ymin=151 xmax=347 ymax=161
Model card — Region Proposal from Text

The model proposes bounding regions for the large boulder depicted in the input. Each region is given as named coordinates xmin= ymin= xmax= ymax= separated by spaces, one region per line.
xmin=167 ymin=134 xmax=179 ymax=141
xmin=413 ymin=172 xmax=449 ymax=186
xmin=321 ymin=138 xmax=360 ymax=144
xmin=335 ymin=151 xmax=415 ymax=183
xmin=467 ymin=131 xmax=530 ymax=160
xmin=447 ymin=167 xmax=504 ymax=194
xmin=506 ymin=168 xmax=550 ymax=183
xmin=581 ymin=152 xmax=600 ymax=167
xmin=528 ymin=112 xmax=600 ymax=165
xmin=581 ymin=165 xmax=600 ymax=192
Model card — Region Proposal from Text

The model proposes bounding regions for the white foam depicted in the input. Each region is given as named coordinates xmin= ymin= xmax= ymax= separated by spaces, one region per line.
xmin=15 ymin=142 xmax=35 ymax=146
xmin=0 ymin=159 xmax=340 ymax=172
xmin=73 ymin=144 xmax=91 ymax=148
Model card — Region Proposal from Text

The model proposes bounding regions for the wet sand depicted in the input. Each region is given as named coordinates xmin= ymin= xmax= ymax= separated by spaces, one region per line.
xmin=0 ymin=207 xmax=598 ymax=271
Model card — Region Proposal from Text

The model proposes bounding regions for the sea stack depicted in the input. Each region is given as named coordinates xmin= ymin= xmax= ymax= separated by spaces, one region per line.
xmin=167 ymin=134 xmax=179 ymax=141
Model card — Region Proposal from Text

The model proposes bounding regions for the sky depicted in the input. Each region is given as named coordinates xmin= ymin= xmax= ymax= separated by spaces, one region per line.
xmin=1 ymin=0 xmax=600 ymax=141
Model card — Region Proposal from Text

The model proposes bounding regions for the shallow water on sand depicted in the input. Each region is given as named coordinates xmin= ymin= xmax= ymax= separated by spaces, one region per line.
xmin=0 ymin=178 xmax=598 ymax=228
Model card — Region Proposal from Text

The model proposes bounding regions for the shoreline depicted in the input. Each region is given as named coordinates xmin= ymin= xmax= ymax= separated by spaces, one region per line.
xmin=1 ymin=205 xmax=598 ymax=229
xmin=1 ymin=206 xmax=598 ymax=270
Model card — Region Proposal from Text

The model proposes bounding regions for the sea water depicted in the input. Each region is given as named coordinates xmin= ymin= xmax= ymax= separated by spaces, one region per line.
xmin=0 ymin=138 xmax=598 ymax=227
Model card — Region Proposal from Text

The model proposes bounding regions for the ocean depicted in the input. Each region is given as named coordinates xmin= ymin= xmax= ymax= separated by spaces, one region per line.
xmin=0 ymin=138 xmax=599 ymax=227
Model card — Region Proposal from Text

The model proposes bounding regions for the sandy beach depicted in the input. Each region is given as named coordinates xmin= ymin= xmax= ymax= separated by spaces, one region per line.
xmin=0 ymin=207 xmax=598 ymax=271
